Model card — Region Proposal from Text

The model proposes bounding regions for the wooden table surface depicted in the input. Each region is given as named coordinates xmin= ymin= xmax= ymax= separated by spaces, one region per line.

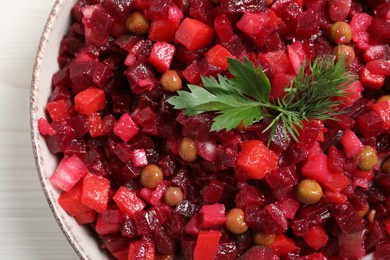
xmin=0 ymin=1 xmax=78 ymax=259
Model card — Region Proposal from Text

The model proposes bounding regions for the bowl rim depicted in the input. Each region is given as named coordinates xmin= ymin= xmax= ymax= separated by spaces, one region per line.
xmin=30 ymin=0 xmax=87 ymax=259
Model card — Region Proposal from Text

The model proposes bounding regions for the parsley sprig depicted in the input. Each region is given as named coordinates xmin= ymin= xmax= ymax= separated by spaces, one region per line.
xmin=168 ymin=56 xmax=354 ymax=143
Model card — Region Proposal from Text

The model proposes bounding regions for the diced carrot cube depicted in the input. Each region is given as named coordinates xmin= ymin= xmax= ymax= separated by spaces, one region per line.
xmin=269 ymin=234 xmax=300 ymax=257
xmin=74 ymin=210 xmax=96 ymax=225
xmin=193 ymin=230 xmax=222 ymax=260
xmin=205 ymin=45 xmax=235 ymax=70
xmin=49 ymin=155 xmax=89 ymax=192
xmin=113 ymin=113 xmax=139 ymax=142
xmin=236 ymin=140 xmax=278 ymax=180
xmin=58 ymin=182 xmax=90 ymax=216
xmin=46 ymin=99 xmax=71 ymax=122
xmin=113 ymin=186 xmax=146 ymax=217
xmin=81 ymin=173 xmax=110 ymax=213
xmin=149 ymin=19 xmax=180 ymax=42
xmin=74 ymin=87 xmax=106 ymax=115
xmin=175 ymin=18 xmax=214 ymax=50
xmin=236 ymin=12 xmax=270 ymax=38
xmin=302 ymin=226 xmax=328 ymax=250
xmin=149 ymin=42 xmax=176 ymax=73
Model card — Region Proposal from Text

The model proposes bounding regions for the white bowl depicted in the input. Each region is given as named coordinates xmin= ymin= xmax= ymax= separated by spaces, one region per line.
xmin=30 ymin=0 xmax=109 ymax=259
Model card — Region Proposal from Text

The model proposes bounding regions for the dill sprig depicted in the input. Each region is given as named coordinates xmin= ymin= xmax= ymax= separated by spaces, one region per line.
xmin=168 ymin=56 xmax=355 ymax=143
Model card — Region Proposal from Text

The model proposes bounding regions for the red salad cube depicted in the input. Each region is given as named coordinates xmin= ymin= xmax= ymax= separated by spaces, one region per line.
xmin=337 ymin=80 xmax=364 ymax=106
xmin=130 ymin=149 xmax=148 ymax=167
xmin=58 ymin=182 xmax=90 ymax=216
xmin=148 ymin=42 xmax=176 ymax=73
xmin=236 ymin=12 xmax=270 ymax=38
xmin=328 ymin=0 xmax=351 ymax=22
xmin=193 ymin=230 xmax=222 ymax=260
xmin=371 ymin=100 xmax=390 ymax=129
xmin=366 ymin=59 xmax=390 ymax=76
xmin=82 ymin=5 xmax=114 ymax=47
xmin=74 ymin=210 xmax=96 ymax=225
xmin=357 ymin=111 xmax=384 ymax=138
xmin=236 ymin=140 xmax=278 ymax=180
xmin=220 ymin=0 xmax=266 ymax=13
xmin=74 ymin=87 xmax=106 ymax=115
xmin=295 ymin=9 xmax=320 ymax=39
xmin=50 ymin=155 xmax=89 ymax=192
xmin=96 ymin=213 xmax=122 ymax=235
xmin=239 ymin=246 xmax=279 ymax=260
xmin=81 ymin=173 xmax=110 ymax=213
xmin=149 ymin=19 xmax=180 ymax=42
xmin=128 ymin=240 xmax=155 ymax=260
xmin=360 ymin=67 xmax=385 ymax=90
xmin=113 ymin=187 xmax=146 ymax=218
xmin=38 ymin=118 xmax=57 ymax=136
xmin=46 ymin=99 xmax=71 ymax=122
xmin=205 ymin=45 xmax=234 ymax=70
xmin=200 ymin=203 xmax=227 ymax=228
xmin=113 ymin=113 xmax=139 ymax=142
xmin=268 ymin=234 xmax=300 ymax=257
xmin=338 ymin=229 xmax=367 ymax=259
xmin=301 ymin=153 xmax=331 ymax=185
xmin=302 ymin=225 xmax=328 ymax=250
xmin=341 ymin=129 xmax=364 ymax=158
xmin=174 ymin=18 xmax=214 ymax=51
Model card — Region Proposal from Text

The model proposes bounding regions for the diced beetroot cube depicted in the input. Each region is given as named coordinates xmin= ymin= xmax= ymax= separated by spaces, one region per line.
xmin=195 ymin=139 xmax=218 ymax=162
xmin=369 ymin=17 xmax=390 ymax=44
xmin=50 ymin=155 xmax=89 ymax=192
xmin=113 ymin=113 xmax=139 ymax=142
xmin=295 ymin=9 xmax=320 ymax=39
xmin=113 ymin=186 xmax=146 ymax=217
xmin=245 ymin=204 xmax=265 ymax=232
xmin=139 ymin=187 xmax=153 ymax=204
xmin=364 ymin=45 xmax=390 ymax=62
xmin=276 ymin=198 xmax=300 ymax=219
xmin=74 ymin=87 xmax=105 ymax=115
xmin=297 ymin=120 xmax=324 ymax=150
xmin=149 ymin=181 xmax=168 ymax=206
xmin=149 ymin=19 xmax=180 ymax=42
xmin=174 ymin=18 xmax=214 ymax=51
xmin=261 ymin=203 xmax=288 ymax=234
xmin=301 ymin=153 xmax=332 ymax=185
xmin=185 ymin=213 xmax=201 ymax=236
xmin=357 ymin=111 xmax=385 ymax=138
xmin=270 ymin=72 xmax=295 ymax=100
xmin=350 ymin=12 xmax=372 ymax=34
xmin=96 ymin=213 xmax=122 ymax=235
xmin=58 ymin=182 xmax=90 ymax=216
xmin=203 ymin=179 xmax=224 ymax=204
xmin=337 ymin=80 xmax=364 ymax=106
xmin=193 ymin=230 xmax=222 ymax=260
xmin=102 ymin=209 xmax=124 ymax=225
xmin=214 ymin=14 xmax=234 ymax=43
xmin=265 ymin=167 xmax=298 ymax=190
xmin=182 ymin=62 xmax=201 ymax=84
xmin=200 ymin=204 xmax=227 ymax=228
xmin=366 ymin=59 xmax=390 ymax=76
xmin=82 ymin=5 xmax=114 ymax=47
xmin=46 ymin=99 xmax=71 ymax=122
xmin=216 ymin=241 xmax=238 ymax=260
xmin=338 ymin=229 xmax=367 ymax=259
xmin=236 ymin=140 xmax=278 ymax=180
xmin=236 ymin=12 xmax=270 ymax=38
xmin=87 ymin=113 xmax=104 ymax=137
xmin=220 ymin=0 xmax=266 ymax=13
xmin=302 ymin=226 xmax=328 ymax=250
xmin=134 ymin=210 xmax=160 ymax=235
xmin=375 ymin=241 xmax=390 ymax=260
xmin=38 ymin=118 xmax=57 ymax=136
xmin=268 ymin=234 xmax=300 ymax=257
xmin=372 ymin=100 xmax=390 ymax=130
xmin=323 ymin=172 xmax=350 ymax=192
xmin=74 ymin=210 xmax=96 ymax=225
xmin=328 ymin=0 xmax=351 ymax=22
xmin=128 ymin=240 xmax=155 ymax=260
xmin=360 ymin=67 xmax=385 ymax=90
xmin=235 ymin=184 xmax=265 ymax=210
xmin=125 ymin=61 xmax=157 ymax=94
xmin=189 ymin=0 xmax=213 ymax=25
xmin=205 ymin=45 xmax=234 ymax=70
xmin=341 ymin=129 xmax=364 ymax=158
xmin=148 ymin=42 xmax=176 ymax=73
xmin=81 ymin=173 xmax=110 ymax=213
xmin=154 ymin=227 xmax=177 ymax=254
xmin=239 ymin=245 xmax=279 ymax=260
xmin=258 ymin=50 xmax=294 ymax=74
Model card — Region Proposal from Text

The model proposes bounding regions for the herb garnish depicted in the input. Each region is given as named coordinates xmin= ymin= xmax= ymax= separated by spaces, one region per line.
xmin=168 ymin=56 xmax=354 ymax=143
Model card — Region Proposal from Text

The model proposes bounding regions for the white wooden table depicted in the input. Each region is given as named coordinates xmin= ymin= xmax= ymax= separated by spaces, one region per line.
xmin=0 ymin=1 xmax=78 ymax=259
